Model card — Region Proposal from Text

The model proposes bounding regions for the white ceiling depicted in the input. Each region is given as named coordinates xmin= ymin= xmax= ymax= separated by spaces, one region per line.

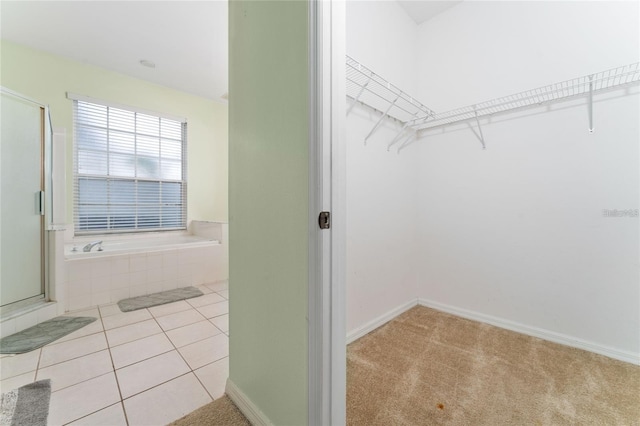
xmin=396 ymin=1 xmax=462 ymax=25
xmin=1 ymin=1 xmax=458 ymax=102
xmin=0 ymin=1 xmax=228 ymax=101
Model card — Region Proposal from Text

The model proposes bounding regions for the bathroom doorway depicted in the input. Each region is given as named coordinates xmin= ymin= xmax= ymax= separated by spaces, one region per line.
xmin=0 ymin=88 xmax=49 ymax=312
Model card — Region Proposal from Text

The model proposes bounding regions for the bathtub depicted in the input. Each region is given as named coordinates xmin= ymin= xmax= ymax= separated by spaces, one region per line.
xmin=63 ymin=223 xmax=228 ymax=311
xmin=65 ymin=233 xmax=217 ymax=259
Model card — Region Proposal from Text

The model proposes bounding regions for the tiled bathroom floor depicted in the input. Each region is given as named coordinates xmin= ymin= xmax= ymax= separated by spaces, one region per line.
xmin=0 ymin=281 xmax=229 ymax=425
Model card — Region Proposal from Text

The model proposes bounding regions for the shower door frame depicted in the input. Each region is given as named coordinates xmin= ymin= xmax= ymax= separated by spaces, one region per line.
xmin=0 ymin=87 xmax=50 ymax=311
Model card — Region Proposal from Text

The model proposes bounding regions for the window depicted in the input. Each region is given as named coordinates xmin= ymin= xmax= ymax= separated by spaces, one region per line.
xmin=71 ymin=96 xmax=187 ymax=234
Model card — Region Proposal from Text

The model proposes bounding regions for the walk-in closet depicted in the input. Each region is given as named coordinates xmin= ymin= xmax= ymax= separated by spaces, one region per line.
xmin=343 ymin=1 xmax=640 ymax=423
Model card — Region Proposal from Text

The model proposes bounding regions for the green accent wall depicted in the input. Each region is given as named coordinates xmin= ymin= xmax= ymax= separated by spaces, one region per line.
xmin=0 ymin=40 xmax=228 ymax=224
xmin=228 ymin=0 xmax=309 ymax=424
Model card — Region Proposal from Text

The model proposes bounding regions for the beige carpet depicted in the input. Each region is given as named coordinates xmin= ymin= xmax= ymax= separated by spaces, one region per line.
xmin=347 ymin=306 xmax=640 ymax=425
xmin=168 ymin=395 xmax=250 ymax=426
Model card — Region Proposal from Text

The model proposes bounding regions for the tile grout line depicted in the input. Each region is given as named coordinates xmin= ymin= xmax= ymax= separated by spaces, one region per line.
xmin=193 ymin=290 xmax=229 ymax=399
xmin=37 ymin=345 xmax=107 ymax=371
xmin=169 ymin=323 xmax=225 ymax=348
xmin=39 ymin=355 xmax=113 ymax=394
xmin=103 ymin=314 xmax=157 ymax=332
xmin=99 ymin=303 xmax=131 ymax=426
xmin=39 ymin=308 xmax=123 ymax=424
xmin=62 ymin=401 xmax=123 ymax=426
xmin=35 ymin=311 xmax=107 ymax=367
xmin=191 ymin=360 xmax=223 ymax=402
xmin=31 ymin=291 xmax=228 ymax=425
xmin=107 ymin=299 xmax=225 ymax=416
xmin=119 ymin=371 xmax=196 ymax=403
xmin=31 ymin=348 xmax=43 ymax=384
xmin=159 ymin=293 xmax=228 ymax=402
xmin=158 ymin=305 xmax=216 ymax=402
xmin=51 ymin=372 xmax=117 ymax=423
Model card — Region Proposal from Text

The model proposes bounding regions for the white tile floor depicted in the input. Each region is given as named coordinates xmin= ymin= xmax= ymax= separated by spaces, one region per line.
xmin=0 ymin=282 xmax=229 ymax=426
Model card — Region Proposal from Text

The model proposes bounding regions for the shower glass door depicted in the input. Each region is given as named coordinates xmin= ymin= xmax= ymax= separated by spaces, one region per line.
xmin=1 ymin=90 xmax=45 ymax=308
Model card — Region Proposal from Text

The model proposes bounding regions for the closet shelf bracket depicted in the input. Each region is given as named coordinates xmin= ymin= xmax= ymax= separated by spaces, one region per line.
xmin=397 ymin=133 xmax=417 ymax=154
xmin=587 ymin=75 xmax=594 ymax=133
xmin=473 ymin=109 xmax=487 ymax=150
xmin=347 ymin=78 xmax=371 ymax=116
xmin=364 ymin=95 xmax=399 ymax=145
xmin=387 ymin=122 xmax=411 ymax=151
xmin=389 ymin=114 xmax=434 ymax=151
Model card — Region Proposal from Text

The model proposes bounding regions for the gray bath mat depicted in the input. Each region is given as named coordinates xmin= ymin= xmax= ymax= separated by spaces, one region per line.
xmin=117 ymin=287 xmax=204 ymax=312
xmin=1 ymin=379 xmax=51 ymax=426
xmin=0 ymin=317 xmax=97 ymax=354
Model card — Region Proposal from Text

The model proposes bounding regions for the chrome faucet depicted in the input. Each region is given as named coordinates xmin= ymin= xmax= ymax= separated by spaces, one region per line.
xmin=82 ymin=240 xmax=103 ymax=252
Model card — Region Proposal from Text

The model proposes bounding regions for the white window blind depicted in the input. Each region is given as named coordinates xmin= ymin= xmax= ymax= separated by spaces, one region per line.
xmin=73 ymin=99 xmax=187 ymax=234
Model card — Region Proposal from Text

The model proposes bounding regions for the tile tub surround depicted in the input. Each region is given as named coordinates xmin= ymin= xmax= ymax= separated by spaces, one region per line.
xmin=0 ymin=281 xmax=229 ymax=426
xmin=64 ymin=226 xmax=228 ymax=312
xmin=66 ymin=248 xmax=226 ymax=311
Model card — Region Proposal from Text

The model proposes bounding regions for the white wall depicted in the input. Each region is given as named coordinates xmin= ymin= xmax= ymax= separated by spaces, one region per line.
xmin=345 ymin=109 xmax=421 ymax=336
xmin=416 ymin=1 xmax=640 ymax=111
xmin=414 ymin=1 xmax=640 ymax=360
xmin=346 ymin=1 xmax=421 ymax=336
xmin=346 ymin=0 xmax=419 ymax=93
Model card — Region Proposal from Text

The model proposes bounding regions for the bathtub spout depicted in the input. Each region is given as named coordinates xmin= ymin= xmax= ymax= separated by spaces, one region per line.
xmin=83 ymin=241 xmax=103 ymax=252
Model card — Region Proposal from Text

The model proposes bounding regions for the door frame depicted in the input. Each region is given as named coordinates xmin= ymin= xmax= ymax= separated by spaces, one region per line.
xmin=308 ymin=1 xmax=346 ymax=424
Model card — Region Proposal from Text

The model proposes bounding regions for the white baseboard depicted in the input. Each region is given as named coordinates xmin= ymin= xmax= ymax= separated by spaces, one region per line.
xmin=418 ymin=298 xmax=640 ymax=366
xmin=346 ymin=299 xmax=418 ymax=344
xmin=225 ymin=378 xmax=273 ymax=426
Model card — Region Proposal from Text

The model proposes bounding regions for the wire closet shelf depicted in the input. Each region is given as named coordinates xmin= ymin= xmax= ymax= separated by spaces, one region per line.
xmin=346 ymin=56 xmax=640 ymax=149
xmin=416 ymin=62 xmax=640 ymax=133
xmin=346 ymin=55 xmax=436 ymax=143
